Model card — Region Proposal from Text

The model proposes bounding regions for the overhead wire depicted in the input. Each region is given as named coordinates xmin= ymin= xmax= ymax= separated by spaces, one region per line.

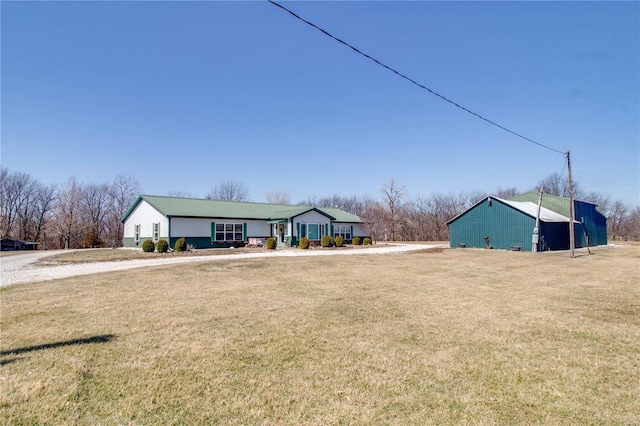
xmin=268 ymin=0 xmax=567 ymax=156
xmin=558 ymin=157 xmax=567 ymax=180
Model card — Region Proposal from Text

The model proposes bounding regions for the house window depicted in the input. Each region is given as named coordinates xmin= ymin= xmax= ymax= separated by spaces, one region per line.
xmin=153 ymin=222 xmax=160 ymax=242
xmin=334 ymin=225 xmax=352 ymax=240
xmin=214 ymin=223 xmax=244 ymax=241
xmin=134 ymin=224 xmax=140 ymax=243
xmin=299 ymin=223 xmax=332 ymax=240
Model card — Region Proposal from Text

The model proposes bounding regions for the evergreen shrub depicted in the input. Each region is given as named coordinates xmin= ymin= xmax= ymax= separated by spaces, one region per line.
xmin=174 ymin=238 xmax=187 ymax=252
xmin=352 ymin=236 xmax=361 ymax=246
xmin=335 ymin=235 xmax=344 ymax=247
xmin=321 ymin=235 xmax=333 ymax=248
xmin=156 ymin=239 xmax=169 ymax=253
xmin=141 ymin=239 xmax=155 ymax=253
xmin=363 ymin=237 xmax=372 ymax=245
xmin=266 ymin=237 xmax=277 ymax=250
xmin=299 ymin=237 xmax=309 ymax=249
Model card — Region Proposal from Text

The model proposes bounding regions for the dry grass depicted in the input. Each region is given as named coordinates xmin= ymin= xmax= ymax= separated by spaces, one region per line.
xmin=33 ymin=247 xmax=262 ymax=264
xmin=1 ymin=244 xmax=639 ymax=425
xmin=30 ymin=243 xmax=387 ymax=265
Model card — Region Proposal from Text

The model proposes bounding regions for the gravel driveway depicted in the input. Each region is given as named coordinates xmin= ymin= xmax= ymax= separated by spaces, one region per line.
xmin=1 ymin=244 xmax=446 ymax=287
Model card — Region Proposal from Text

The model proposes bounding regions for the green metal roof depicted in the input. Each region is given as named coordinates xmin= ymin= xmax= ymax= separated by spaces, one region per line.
xmin=511 ymin=191 xmax=577 ymax=218
xmin=317 ymin=207 xmax=363 ymax=223
xmin=122 ymin=195 xmax=362 ymax=223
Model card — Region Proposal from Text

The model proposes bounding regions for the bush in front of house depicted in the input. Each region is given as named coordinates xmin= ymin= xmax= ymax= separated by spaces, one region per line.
xmin=266 ymin=237 xmax=276 ymax=250
xmin=363 ymin=237 xmax=372 ymax=245
xmin=321 ymin=235 xmax=334 ymax=248
xmin=335 ymin=235 xmax=344 ymax=247
xmin=174 ymin=237 xmax=187 ymax=252
xmin=352 ymin=236 xmax=361 ymax=246
xmin=142 ymin=239 xmax=155 ymax=253
xmin=156 ymin=239 xmax=169 ymax=253
xmin=299 ymin=237 xmax=309 ymax=249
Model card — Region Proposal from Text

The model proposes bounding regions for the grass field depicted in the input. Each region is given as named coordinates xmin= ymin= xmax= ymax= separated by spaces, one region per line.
xmin=1 ymin=244 xmax=638 ymax=425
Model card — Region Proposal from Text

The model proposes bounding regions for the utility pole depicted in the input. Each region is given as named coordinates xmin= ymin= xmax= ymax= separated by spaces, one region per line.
xmin=532 ymin=185 xmax=544 ymax=252
xmin=567 ymin=151 xmax=575 ymax=258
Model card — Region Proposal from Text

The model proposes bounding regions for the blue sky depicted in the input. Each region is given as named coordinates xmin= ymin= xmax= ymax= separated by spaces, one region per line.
xmin=2 ymin=1 xmax=639 ymax=205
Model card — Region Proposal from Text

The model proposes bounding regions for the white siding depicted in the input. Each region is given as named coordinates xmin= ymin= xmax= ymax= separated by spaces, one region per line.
xmin=123 ymin=201 xmax=168 ymax=239
xmin=170 ymin=218 xmax=271 ymax=238
xmin=353 ymin=223 xmax=367 ymax=236
xmin=293 ymin=211 xmax=332 ymax=238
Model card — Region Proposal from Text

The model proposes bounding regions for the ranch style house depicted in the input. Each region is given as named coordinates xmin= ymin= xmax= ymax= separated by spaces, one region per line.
xmin=122 ymin=195 xmax=368 ymax=249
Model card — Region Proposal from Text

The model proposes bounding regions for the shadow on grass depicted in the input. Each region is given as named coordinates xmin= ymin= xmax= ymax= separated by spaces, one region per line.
xmin=0 ymin=334 xmax=115 ymax=357
xmin=0 ymin=357 xmax=25 ymax=366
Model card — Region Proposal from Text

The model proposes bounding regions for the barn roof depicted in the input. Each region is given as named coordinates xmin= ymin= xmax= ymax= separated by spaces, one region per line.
xmin=498 ymin=198 xmax=574 ymax=222
xmin=447 ymin=196 xmax=578 ymax=225
xmin=510 ymin=191 xmax=599 ymax=218
xmin=122 ymin=195 xmax=362 ymax=223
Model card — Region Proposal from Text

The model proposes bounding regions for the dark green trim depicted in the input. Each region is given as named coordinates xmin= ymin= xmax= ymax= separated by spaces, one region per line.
xmin=123 ymin=237 xmax=140 ymax=248
xmin=166 ymin=237 xmax=246 ymax=249
xmin=211 ymin=222 xmax=216 ymax=243
xmin=243 ymin=223 xmax=247 ymax=241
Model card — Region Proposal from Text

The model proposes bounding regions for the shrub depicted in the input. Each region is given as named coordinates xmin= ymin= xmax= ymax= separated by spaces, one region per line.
xmin=156 ymin=239 xmax=169 ymax=253
xmin=141 ymin=239 xmax=155 ymax=253
xmin=174 ymin=237 xmax=187 ymax=252
xmin=321 ymin=235 xmax=333 ymax=248
xmin=335 ymin=235 xmax=344 ymax=247
xmin=352 ymin=236 xmax=361 ymax=246
xmin=363 ymin=237 xmax=372 ymax=245
xmin=266 ymin=237 xmax=277 ymax=250
xmin=299 ymin=237 xmax=309 ymax=249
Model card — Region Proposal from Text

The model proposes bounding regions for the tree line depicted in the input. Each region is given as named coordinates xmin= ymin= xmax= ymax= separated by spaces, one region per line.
xmin=298 ymin=175 xmax=640 ymax=243
xmin=1 ymin=167 xmax=638 ymax=249
xmin=1 ymin=168 xmax=140 ymax=249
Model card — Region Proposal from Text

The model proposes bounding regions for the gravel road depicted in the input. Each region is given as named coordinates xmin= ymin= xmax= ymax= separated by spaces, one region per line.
xmin=1 ymin=244 xmax=446 ymax=287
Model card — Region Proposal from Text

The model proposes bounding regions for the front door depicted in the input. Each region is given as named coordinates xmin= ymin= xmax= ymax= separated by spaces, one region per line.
xmin=308 ymin=224 xmax=319 ymax=240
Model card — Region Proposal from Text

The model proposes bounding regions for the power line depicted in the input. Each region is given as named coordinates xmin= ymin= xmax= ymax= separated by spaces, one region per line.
xmin=558 ymin=156 xmax=567 ymax=180
xmin=268 ymin=0 xmax=567 ymax=156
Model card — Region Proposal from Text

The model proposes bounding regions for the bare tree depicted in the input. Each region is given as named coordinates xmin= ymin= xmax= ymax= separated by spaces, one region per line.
xmin=167 ymin=190 xmax=195 ymax=198
xmin=297 ymin=194 xmax=368 ymax=216
xmin=608 ymin=200 xmax=630 ymax=240
xmin=206 ymin=180 xmax=250 ymax=202
xmin=82 ymin=182 xmax=112 ymax=247
xmin=107 ymin=175 xmax=141 ymax=246
xmin=624 ymin=206 xmax=640 ymax=241
xmin=0 ymin=168 xmax=37 ymax=238
xmin=51 ymin=177 xmax=84 ymax=249
xmin=30 ymin=183 xmax=57 ymax=245
xmin=359 ymin=199 xmax=386 ymax=243
xmin=582 ymin=191 xmax=610 ymax=216
xmin=536 ymin=172 xmax=583 ymax=199
xmin=406 ymin=196 xmax=431 ymax=241
xmin=495 ymin=187 xmax=519 ymax=199
xmin=381 ymin=178 xmax=407 ymax=241
xmin=426 ymin=192 xmax=465 ymax=241
xmin=266 ymin=189 xmax=291 ymax=205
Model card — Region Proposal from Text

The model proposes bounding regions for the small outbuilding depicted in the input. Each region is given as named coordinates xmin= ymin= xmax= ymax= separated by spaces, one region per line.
xmin=1 ymin=238 xmax=39 ymax=251
xmin=447 ymin=196 xmax=583 ymax=252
